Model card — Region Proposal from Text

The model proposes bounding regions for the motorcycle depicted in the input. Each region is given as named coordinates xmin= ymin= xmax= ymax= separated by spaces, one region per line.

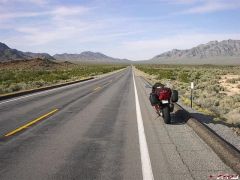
xmin=149 ymin=87 xmax=178 ymax=124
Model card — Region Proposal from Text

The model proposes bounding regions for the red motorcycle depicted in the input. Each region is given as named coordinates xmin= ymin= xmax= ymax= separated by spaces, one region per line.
xmin=149 ymin=85 xmax=178 ymax=124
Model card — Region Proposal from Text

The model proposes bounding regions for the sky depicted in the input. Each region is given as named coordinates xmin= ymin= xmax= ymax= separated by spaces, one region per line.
xmin=0 ymin=0 xmax=240 ymax=60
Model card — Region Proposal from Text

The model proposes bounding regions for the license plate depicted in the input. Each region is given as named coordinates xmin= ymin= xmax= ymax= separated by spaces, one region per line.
xmin=162 ymin=100 xmax=169 ymax=104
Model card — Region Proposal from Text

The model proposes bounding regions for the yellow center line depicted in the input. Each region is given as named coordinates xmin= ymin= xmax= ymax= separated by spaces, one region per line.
xmin=93 ymin=86 xmax=101 ymax=91
xmin=4 ymin=109 xmax=59 ymax=137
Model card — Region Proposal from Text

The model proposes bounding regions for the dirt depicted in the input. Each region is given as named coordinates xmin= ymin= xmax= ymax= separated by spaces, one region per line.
xmin=232 ymin=127 xmax=240 ymax=136
xmin=219 ymin=74 xmax=240 ymax=96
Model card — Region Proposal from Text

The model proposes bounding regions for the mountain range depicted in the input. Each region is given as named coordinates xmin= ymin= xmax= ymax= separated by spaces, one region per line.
xmin=0 ymin=42 xmax=130 ymax=64
xmin=149 ymin=39 xmax=240 ymax=64
xmin=53 ymin=52 xmax=130 ymax=64
xmin=1 ymin=40 xmax=240 ymax=64
xmin=0 ymin=42 xmax=55 ymax=61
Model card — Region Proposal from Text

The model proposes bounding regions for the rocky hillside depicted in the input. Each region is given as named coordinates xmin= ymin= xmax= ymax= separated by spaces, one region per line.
xmin=54 ymin=51 xmax=131 ymax=64
xmin=24 ymin=52 xmax=55 ymax=61
xmin=0 ymin=42 xmax=54 ymax=61
xmin=0 ymin=42 xmax=29 ymax=61
xmin=150 ymin=39 xmax=240 ymax=64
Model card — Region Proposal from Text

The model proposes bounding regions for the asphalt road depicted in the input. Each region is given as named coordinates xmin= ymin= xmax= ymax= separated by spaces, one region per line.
xmin=0 ymin=67 xmax=235 ymax=180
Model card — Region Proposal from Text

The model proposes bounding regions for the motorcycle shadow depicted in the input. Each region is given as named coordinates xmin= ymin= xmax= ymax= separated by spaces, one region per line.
xmin=170 ymin=109 xmax=190 ymax=125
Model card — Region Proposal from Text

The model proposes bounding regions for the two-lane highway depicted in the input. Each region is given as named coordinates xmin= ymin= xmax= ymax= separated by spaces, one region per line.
xmin=0 ymin=69 xmax=125 ymax=137
xmin=0 ymin=67 xmax=234 ymax=180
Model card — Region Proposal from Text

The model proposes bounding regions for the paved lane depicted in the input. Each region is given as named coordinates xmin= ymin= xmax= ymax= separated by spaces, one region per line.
xmin=0 ymin=67 xmax=143 ymax=180
xmin=0 ymin=69 xmax=125 ymax=137
xmin=0 ymin=67 xmax=234 ymax=180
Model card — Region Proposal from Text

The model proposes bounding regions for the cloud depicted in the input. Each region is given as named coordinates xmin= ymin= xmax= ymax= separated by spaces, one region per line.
xmin=162 ymin=0 xmax=200 ymax=4
xmin=51 ymin=6 xmax=90 ymax=17
xmin=8 ymin=22 xmax=141 ymax=47
xmin=15 ymin=27 xmax=78 ymax=45
xmin=7 ymin=19 xmax=92 ymax=46
xmin=0 ymin=11 xmax=48 ymax=20
xmin=0 ymin=5 xmax=90 ymax=20
xmin=115 ymin=33 xmax=240 ymax=60
xmin=179 ymin=0 xmax=240 ymax=14
xmin=0 ymin=3 xmax=94 ymax=48
xmin=0 ymin=0 xmax=47 ymax=5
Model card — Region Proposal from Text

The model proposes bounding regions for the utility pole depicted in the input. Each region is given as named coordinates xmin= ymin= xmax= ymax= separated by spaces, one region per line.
xmin=190 ymin=82 xmax=194 ymax=108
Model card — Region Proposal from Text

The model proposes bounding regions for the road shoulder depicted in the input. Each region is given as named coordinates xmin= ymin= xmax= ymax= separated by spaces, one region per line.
xmin=134 ymin=67 xmax=239 ymax=176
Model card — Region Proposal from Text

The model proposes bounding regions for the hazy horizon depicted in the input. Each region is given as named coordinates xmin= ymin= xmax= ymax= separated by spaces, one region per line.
xmin=1 ymin=0 xmax=240 ymax=60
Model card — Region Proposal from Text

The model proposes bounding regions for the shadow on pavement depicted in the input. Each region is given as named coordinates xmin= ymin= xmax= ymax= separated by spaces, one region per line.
xmin=170 ymin=109 xmax=190 ymax=125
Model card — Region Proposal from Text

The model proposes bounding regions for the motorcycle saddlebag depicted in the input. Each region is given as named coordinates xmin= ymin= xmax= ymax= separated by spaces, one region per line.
xmin=171 ymin=90 xmax=178 ymax=102
xmin=149 ymin=93 xmax=159 ymax=106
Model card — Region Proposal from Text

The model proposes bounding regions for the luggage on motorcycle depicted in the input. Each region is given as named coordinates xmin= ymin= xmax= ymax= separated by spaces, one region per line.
xmin=171 ymin=90 xmax=178 ymax=102
xmin=149 ymin=93 xmax=159 ymax=105
xmin=157 ymin=87 xmax=172 ymax=100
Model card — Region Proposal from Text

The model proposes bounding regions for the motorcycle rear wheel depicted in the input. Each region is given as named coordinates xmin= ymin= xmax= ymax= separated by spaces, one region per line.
xmin=162 ymin=106 xmax=171 ymax=124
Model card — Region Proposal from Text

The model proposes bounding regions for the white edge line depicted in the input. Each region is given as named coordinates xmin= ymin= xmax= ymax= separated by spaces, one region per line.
xmin=132 ymin=70 xmax=154 ymax=180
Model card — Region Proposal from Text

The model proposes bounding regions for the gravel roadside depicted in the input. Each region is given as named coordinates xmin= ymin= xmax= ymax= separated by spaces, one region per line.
xmin=177 ymin=100 xmax=240 ymax=152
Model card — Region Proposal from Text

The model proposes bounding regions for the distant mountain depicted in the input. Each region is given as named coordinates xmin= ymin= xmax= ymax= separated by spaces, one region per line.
xmin=24 ymin=52 xmax=55 ymax=61
xmin=0 ymin=42 xmax=54 ymax=61
xmin=0 ymin=42 xmax=30 ymax=61
xmin=0 ymin=42 xmax=130 ymax=64
xmin=149 ymin=39 xmax=240 ymax=64
xmin=53 ymin=51 xmax=131 ymax=64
